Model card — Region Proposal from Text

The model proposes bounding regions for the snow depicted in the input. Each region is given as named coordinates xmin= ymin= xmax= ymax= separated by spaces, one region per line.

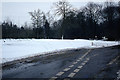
xmin=0 ymin=39 xmax=119 ymax=63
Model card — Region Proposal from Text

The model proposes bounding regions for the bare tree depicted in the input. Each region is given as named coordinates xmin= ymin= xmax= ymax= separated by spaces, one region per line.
xmin=29 ymin=9 xmax=44 ymax=38
xmin=53 ymin=0 xmax=72 ymax=39
xmin=83 ymin=2 xmax=103 ymax=23
xmin=53 ymin=0 xmax=72 ymax=20
xmin=29 ymin=9 xmax=44 ymax=28
xmin=46 ymin=11 xmax=54 ymax=26
xmin=82 ymin=2 xmax=103 ymax=38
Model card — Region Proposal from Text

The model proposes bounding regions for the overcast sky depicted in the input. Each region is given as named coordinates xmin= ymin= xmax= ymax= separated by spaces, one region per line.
xmin=1 ymin=0 xmax=119 ymax=26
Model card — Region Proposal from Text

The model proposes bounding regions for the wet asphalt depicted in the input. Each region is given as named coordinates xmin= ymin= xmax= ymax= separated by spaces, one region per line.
xmin=2 ymin=45 xmax=120 ymax=79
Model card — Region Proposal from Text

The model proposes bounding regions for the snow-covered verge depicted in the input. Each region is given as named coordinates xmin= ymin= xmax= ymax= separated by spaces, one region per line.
xmin=0 ymin=39 xmax=119 ymax=63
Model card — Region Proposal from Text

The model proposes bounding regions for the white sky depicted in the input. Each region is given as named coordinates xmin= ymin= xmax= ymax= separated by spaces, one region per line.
xmin=1 ymin=0 xmax=119 ymax=26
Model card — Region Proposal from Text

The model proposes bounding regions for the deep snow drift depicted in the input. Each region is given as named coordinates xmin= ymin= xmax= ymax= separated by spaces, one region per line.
xmin=1 ymin=39 xmax=119 ymax=63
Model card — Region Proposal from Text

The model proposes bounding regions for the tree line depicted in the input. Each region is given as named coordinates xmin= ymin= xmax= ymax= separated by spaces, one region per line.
xmin=1 ymin=0 xmax=120 ymax=41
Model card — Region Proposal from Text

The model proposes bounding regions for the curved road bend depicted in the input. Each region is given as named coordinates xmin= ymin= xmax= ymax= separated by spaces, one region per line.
xmin=2 ymin=45 xmax=120 ymax=79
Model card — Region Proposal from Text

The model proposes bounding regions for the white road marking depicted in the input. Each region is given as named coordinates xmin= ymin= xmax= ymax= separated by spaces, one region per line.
xmin=56 ymin=72 xmax=64 ymax=76
xmin=74 ymin=69 xmax=80 ymax=72
xmin=68 ymin=73 xmax=76 ymax=77
xmin=63 ymin=68 xmax=70 ymax=71
xmin=79 ymin=50 xmax=91 ymax=61
xmin=79 ymin=58 xmax=82 ymax=60
xmin=84 ymin=60 xmax=88 ymax=63
xmin=69 ymin=65 xmax=74 ymax=68
xmin=53 ymin=50 xmax=91 ymax=78
xmin=73 ymin=62 xmax=77 ymax=64
xmin=51 ymin=77 xmax=57 ymax=78
xmin=77 ymin=60 xmax=80 ymax=62
xmin=81 ymin=62 xmax=86 ymax=65
xmin=107 ymin=56 xmax=120 ymax=65
xmin=93 ymin=54 xmax=98 ymax=57
xmin=49 ymin=77 xmax=57 ymax=80
xmin=86 ymin=58 xmax=90 ymax=61
xmin=78 ymin=66 xmax=83 ymax=69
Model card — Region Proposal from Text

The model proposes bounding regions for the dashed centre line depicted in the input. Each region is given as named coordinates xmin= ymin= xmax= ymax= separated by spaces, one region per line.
xmin=56 ymin=72 xmax=64 ymax=76
xmin=68 ymin=73 xmax=76 ymax=77
xmin=69 ymin=65 xmax=74 ymax=68
xmin=86 ymin=58 xmax=90 ymax=61
xmin=68 ymin=57 xmax=90 ymax=78
xmin=73 ymin=62 xmax=78 ymax=64
xmin=77 ymin=60 xmax=80 ymax=62
xmin=50 ymin=49 xmax=91 ymax=79
xmin=74 ymin=69 xmax=80 ymax=72
xmin=81 ymin=62 xmax=86 ymax=65
xmin=51 ymin=77 xmax=57 ymax=78
xmin=84 ymin=60 xmax=88 ymax=63
xmin=63 ymin=68 xmax=71 ymax=71
xmin=78 ymin=65 xmax=83 ymax=69
xmin=49 ymin=77 xmax=57 ymax=80
xmin=79 ymin=58 xmax=82 ymax=60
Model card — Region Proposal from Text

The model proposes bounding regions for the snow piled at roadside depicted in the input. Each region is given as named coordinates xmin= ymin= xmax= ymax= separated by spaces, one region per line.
xmin=0 ymin=39 xmax=119 ymax=63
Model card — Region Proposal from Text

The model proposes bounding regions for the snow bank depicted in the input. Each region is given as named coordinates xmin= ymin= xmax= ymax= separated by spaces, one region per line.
xmin=1 ymin=39 xmax=119 ymax=63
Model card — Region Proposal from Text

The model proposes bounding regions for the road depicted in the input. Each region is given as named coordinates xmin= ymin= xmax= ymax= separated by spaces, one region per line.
xmin=2 ymin=45 xmax=120 ymax=80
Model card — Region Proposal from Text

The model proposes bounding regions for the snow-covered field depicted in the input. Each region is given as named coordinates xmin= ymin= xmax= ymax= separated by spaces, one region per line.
xmin=0 ymin=39 xmax=119 ymax=63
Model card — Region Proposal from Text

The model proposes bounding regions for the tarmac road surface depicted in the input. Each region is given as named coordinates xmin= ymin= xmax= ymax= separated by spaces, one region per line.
xmin=2 ymin=45 xmax=120 ymax=80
